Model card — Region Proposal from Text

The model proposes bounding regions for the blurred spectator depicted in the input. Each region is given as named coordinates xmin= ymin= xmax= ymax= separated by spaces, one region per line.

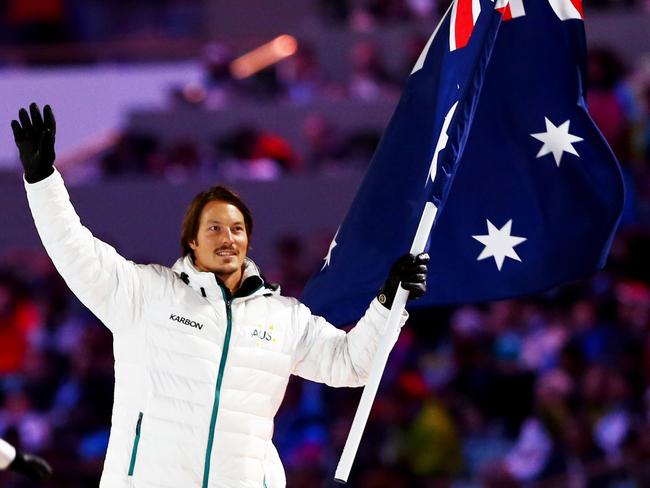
xmin=302 ymin=114 xmax=345 ymax=170
xmin=405 ymin=0 xmax=437 ymax=20
xmin=587 ymin=47 xmax=637 ymax=157
xmin=151 ymin=139 xmax=202 ymax=182
xmin=4 ymin=0 xmax=69 ymax=46
xmin=643 ymin=81 xmax=650 ymax=162
xmin=567 ymin=298 xmax=616 ymax=365
xmin=360 ymin=0 xmax=412 ymax=23
xmin=253 ymin=132 xmax=301 ymax=172
xmin=214 ymin=126 xmax=299 ymax=180
xmin=400 ymin=398 xmax=462 ymax=482
xmin=278 ymin=44 xmax=328 ymax=104
xmin=100 ymin=131 xmax=159 ymax=178
xmin=503 ymin=370 xmax=573 ymax=482
xmin=347 ymin=0 xmax=440 ymax=30
xmin=0 ymin=274 xmax=40 ymax=375
xmin=348 ymin=40 xmax=400 ymax=101
xmin=238 ymin=66 xmax=284 ymax=101
xmin=481 ymin=462 xmax=519 ymax=488
xmin=0 ymin=389 xmax=51 ymax=455
xmin=265 ymin=235 xmax=312 ymax=298
xmin=503 ymin=417 xmax=554 ymax=482
xmin=202 ymin=42 xmax=239 ymax=109
xmin=318 ymin=0 xmax=352 ymax=24
xmin=341 ymin=128 xmax=382 ymax=165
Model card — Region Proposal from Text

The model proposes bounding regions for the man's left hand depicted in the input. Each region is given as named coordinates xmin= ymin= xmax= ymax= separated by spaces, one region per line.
xmin=9 ymin=450 xmax=53 ymax=481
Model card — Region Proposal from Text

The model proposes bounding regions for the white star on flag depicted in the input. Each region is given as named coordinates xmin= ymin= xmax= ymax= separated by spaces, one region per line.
xmin=472 ymin=219 xmax=527 ymax=271
xmin=530 ymin=117 xmax=583 ymax=167
xmin=321 ymin=228 xmax=339 ymax=270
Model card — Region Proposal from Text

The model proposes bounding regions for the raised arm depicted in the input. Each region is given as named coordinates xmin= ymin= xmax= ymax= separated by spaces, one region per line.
xmin=291 ymin=253 xmax=429 ymax=386
xmin=12 ymin=103 xmax=153 ymax=331
xmin=11 ymin=104 xmax=56 ymax=184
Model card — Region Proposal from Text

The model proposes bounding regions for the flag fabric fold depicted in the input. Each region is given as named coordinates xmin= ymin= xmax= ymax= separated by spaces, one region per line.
xmin=302 ymin=0 xmax=624 ymax=327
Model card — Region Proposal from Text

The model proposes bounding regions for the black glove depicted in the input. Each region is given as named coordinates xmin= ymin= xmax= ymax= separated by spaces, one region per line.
xmin=9 ymin=450 xmax=53 ymax=481
xmin=377 ymin=253 xmax=429 ymax=309
xmin=11 ymin=103 xmax=56 ymax=184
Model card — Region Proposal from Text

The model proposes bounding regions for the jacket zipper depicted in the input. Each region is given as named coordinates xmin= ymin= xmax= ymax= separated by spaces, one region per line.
xmin=202 ymin=285 xmax=233 ymax=488
xmin=128 ymin=412 xmax=144 ymax=476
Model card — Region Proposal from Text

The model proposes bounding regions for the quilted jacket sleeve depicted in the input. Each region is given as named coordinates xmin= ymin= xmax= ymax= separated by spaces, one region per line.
xmin=290 ymin=298 xmax=407 ymax=387
xmin=0 ymin=438 xmax=16 ymax=470
xmin=24 ymin=169 xmax=151 ymax=332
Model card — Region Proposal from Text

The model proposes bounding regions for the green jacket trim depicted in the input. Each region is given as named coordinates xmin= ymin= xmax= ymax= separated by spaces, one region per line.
xmin=128 ymin=412 xmax=143 ymax=476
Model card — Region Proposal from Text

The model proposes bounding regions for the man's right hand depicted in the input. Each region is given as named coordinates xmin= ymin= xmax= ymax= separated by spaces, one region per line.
xmin=11 ymin=103 xmax=56 ymax=184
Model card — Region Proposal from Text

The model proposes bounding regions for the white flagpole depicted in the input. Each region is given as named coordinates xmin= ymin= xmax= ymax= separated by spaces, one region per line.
xmin=334 ymin=78 xmax=457 ymax=484
xmin=334 ymin=202 xmax=438 ymax=483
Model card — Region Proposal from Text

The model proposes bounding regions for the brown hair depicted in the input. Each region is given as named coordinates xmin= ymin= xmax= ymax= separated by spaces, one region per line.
xmin=180 ymin=186 xmax=253 ymax=259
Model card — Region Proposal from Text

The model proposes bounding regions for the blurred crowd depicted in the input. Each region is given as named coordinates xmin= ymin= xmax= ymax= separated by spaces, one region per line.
xmin=85 ymin=35 xmax=414 ymax=181
xmin=2 ymin=187 xmax=650 ymax=487
xmin=0 ymin=0 xmax=646 ymax=49
xmin=72 ymin=42 xmax=650 ymax=189
xmin=175 ymin=36 xmax=412 ymax=107
xmin=3 ymin=1 xmax=650 ymax=488
xmin=0 ymin=0 xmax=202 ymax=47
xmin=3 ymin=53 xmax=650 ymax=483
xmin=3 ymin=0 xmax=650 ymax=183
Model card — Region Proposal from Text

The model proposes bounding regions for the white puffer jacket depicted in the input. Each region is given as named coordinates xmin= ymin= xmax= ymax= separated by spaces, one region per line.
xmin=25 ymin=170 xmax=406 ymax=488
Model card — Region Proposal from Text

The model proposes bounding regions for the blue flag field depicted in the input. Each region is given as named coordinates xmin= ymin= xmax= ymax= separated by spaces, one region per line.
xmin=302 ymin=0 xmax=624 ymax=326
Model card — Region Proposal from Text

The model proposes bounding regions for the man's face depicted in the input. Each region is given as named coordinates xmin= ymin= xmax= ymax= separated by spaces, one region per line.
xmin=190 ymin=200 xmax=249 ymax=282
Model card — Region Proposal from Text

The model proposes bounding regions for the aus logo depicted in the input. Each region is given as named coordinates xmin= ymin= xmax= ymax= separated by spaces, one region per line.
xmin=251 ymin=325 xmax=277 ymax=346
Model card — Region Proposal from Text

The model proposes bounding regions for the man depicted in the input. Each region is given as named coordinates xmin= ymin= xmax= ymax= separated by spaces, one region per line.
xmin=12 ymin=103 xmax=429 ymax=487
xmin=0 ymin=437 xmax=52 ymax=481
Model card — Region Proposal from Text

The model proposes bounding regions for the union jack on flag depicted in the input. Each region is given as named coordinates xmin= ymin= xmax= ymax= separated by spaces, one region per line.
xmin=452 ymin=0 xmax=584 ymax=51
xmin=449 ymin=0 xmax=481 ymax=51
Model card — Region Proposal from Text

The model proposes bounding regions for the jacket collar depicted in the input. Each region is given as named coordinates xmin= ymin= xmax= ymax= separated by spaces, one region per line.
xmin=171 ymin=255 xmax=277 ymax=298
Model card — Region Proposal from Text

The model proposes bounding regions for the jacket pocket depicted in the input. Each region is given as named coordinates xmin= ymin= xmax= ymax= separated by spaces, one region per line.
xmin=128 ymin=412 xmax=144 ymax=476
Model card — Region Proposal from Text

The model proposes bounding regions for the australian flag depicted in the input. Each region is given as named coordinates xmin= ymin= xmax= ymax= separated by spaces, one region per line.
xmin=302 ymin=0 xmax=624 ymax=326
